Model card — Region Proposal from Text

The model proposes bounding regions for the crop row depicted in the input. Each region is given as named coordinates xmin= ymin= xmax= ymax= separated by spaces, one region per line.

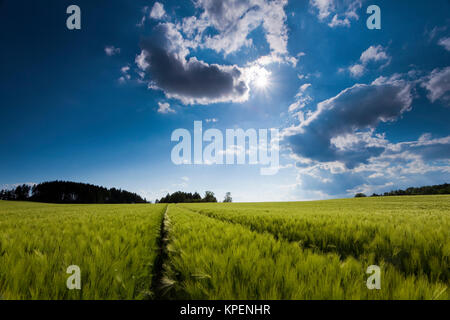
xmin=161 ymin=205 xmax=448 ymax=300
xmin=180 ymin=196 xmax=450 ymax=283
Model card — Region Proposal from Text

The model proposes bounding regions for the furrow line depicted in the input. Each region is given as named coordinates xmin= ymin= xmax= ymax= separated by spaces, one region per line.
xmin=149 ymin=205 xmax=170 ymax=299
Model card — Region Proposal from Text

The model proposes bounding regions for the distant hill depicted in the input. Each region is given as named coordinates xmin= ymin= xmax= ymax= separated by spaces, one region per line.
xmin=0 ymin=181 xmax=147 ymax=204
xmin=367 ymin=183 xmax=450 ymax=197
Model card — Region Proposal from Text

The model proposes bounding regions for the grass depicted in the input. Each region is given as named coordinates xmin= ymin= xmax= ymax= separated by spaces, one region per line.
xmin=0 ymin=201 xmax=165 ymax=299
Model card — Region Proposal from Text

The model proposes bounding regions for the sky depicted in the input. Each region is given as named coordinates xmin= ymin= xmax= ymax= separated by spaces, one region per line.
xmin=0 ymin=0 xmax=449 ymax=202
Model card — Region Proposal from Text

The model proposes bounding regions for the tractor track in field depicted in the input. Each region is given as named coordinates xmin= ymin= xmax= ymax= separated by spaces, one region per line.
xmin=177 ymin=205 xmax=450 ymax=285
xmin=150 ymin=205 xmax=170 ymax=299
xmin=177 ymin=205 xmax=372 ymax=261
xmin=176 ymin=205 xmax=363 ymax=259
xmin=176 ymin=204 xmax=289 ymax=242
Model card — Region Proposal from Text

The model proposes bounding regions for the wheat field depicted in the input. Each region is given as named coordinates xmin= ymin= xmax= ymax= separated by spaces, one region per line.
xmin=0 ymin=196 xmax=448 ymax=300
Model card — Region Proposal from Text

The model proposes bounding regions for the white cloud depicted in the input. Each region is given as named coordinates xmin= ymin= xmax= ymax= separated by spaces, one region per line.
xmin=288 ymin=100 xmax=306 ymax=112
xmin=421 ymin=66 xmax=450 ymax=103
xmin=310 ymin=0 xmax=334 ymax=20
xmin=368 ymin=172 xmax=384 ymax=179
xmin=360 ymin=45 xmax=390 ymax=64
xmin=425 ymin=25 xmax=447 ymax=41
xmin=328 ymin=14 xmax=350 ymax=28
xmin=137 ymin=6 xmax=149 ymax=27
xmin=289 ymin=84 xmax=313 ymax=112
xmin=347 ymin=45 xmax=390 ymax=77
xmin=310 ymin=0 xmax=362 ymax=28
xmin=132 ymin=1 xmax=302 ymax=105
xmin=150 ymin=2 xmax=166 ymax=20
xmin=118 ymin=65 xmax=131 ymax=84
xmin=299 ymin=83 xmax=312 ymax=92
xmin=104 ymin=46 xmax=120 ymax=56
xmin=438 ymin=37 xmax=450 ymax=51
xmin=288 ymin=132 xmax=450 ymax=198
xmin=348 ymin=64 xmax=365 ymax=77
xmin=157 ymin=102 xmax=175 ymax=114
xmin=283 ymin=69 xmax=450 ymax=198
xmin=135 ymin=50 xmax=150 ymax=70
xmin=179 ymin=0 xmax=294 ymax=64
xmin=205 ymin=118 xmax=218 ymax=123
xmin=285 ymin=77 xmax=413 ymax=168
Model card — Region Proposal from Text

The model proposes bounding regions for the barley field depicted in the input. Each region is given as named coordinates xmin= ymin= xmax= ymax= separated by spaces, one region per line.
xmin=0 ymin=201 xmax=165 ymax=299
xmin=0 ymin=196 xmax=448 ymax=300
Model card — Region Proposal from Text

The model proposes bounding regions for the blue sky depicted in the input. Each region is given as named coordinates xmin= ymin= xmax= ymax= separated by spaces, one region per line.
xmin=0 ymin=0 xmax=449 ymax=202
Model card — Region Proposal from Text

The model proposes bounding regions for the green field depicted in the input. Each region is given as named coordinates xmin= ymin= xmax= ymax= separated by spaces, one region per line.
xmin=0 ymin=196 xmax=448 ymax=300
xmin=0 ymin=201 xmax=165 ymax=299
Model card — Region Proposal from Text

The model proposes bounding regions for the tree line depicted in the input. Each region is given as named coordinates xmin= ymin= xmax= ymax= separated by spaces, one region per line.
xmin=0 ymin=181 xmax=147 ymax=204
xmin=355 ymin=183 xmax=450 ymax=198
xmin=156 ymin=191 xmax=219 ymax=203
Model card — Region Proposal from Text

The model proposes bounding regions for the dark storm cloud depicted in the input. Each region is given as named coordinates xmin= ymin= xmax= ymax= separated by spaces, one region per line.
xmin=286 ymin=81 xmax=413 ymax=168
xmin=136 ymin=24 xmax=248 ymax=105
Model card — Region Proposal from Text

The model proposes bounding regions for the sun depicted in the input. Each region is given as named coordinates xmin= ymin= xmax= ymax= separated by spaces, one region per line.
xmin=248 ymin=66 xmax=271 ymax=90
xmin=255 ymin=73 xmax=269 ymax=88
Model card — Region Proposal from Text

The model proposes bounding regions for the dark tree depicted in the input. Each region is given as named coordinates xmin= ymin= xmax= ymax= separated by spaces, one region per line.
xmin=223 ymin=192 xmax=233 ymax=203
xmin=192 ymin=192 xmax=202 ymax=201
xmin=0 ymin=184 xmax=32 ymax=201
xmin=157 ymin=190 xmax=218 ymax=203
xmin=355 ymin=193 xmax=367 ymax=198
xmin=382 ymin=184 xmax=450 ymax=197
xmin=203 ymin=191 xmax=218 ymax=203
xmin=15 ymin=184 xmax=31 ymax=200
xmin=0 ymin=181 xmax=151 ymax=204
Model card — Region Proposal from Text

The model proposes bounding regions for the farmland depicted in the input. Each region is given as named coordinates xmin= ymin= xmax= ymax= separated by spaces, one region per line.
xmin=180 ymin=196 xmax=450 ymax=282
xmin=0 ymin=201 xmax=165 ymax=299
xmin=0 ymin=196 xmax=449 ymax=300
